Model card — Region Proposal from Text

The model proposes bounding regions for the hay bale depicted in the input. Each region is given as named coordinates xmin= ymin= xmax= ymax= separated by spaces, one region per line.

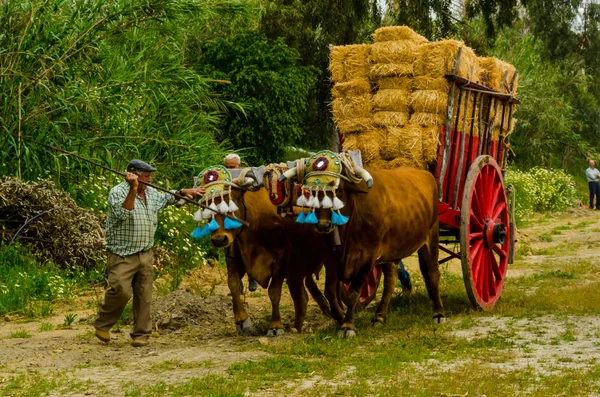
xmin=331 ymin=94 xmax=372 ymax=120
xmin=373 ymin=26 xmax=429 ymax=44
xmin=380 ymin=126 xmax=423 ymax=163
xmin=365 ymin=158 xmax=393 ymax=170
xmin=422 ymin=126 xmax=440 ymax=164
xmin=376 ymin=76 xmax=413 ymax=91
xmin=413 ymin=76 xmax=450 ymax=91
xmin=456 ymin=99 xmax=480 ymax=135
xmin=409 ymin=112 xmax=446 ymax=127
xmin=332 ymin=79 xmax=372 ymax=98
xmin=374 ymin=111 xmax=410 ymax=127
xmin=343 ymin=129 xmax=384 ymax=163
xmin=478 ymin=57 xmax=518 ymax=93
xmin=410 ymin=90 xmax=448 ymax=114
xmin=370 ymin=41 xmax=420 ymax=63
xmin=372 ymin=89 xmax=411 ymax=111
xmin=370 ymin=62 xmax=413 ymax=78
xmin=336 ymin=117 xmax=374 ymax=134
xmin=414 ymin=40 xmax=479 ymax=79
xmin=388 ymin=156 xmax=424 ymax=169
xmin=329 ymin=44 xmax=372 ymax=82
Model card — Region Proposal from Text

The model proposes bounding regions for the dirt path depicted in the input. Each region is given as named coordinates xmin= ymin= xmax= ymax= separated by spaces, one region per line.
xmin=1 ymin=206 xmax=599 ymax=395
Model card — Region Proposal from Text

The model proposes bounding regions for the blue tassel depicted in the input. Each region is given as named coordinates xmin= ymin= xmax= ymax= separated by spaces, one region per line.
xmin=190 ymin=225 xmax=204 ymax=238
xmin=224 ymin=216 xmax=243 ymax=230
xmin=296 ymin=211 xmax=307 ymax=223
xmin=305 ymin=211 xmax=318 ymax=224
xmin=333 ymin=211 xmax=349 ymax=225
xmin=191 ymin=224 xmax=211 ymax=239
xmin=208 ymin=218 xmax=219 ymax=232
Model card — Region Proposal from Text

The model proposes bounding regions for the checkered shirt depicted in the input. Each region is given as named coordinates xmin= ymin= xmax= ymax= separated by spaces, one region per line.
xmin=105 ymin=181 xmax=176 ymax=256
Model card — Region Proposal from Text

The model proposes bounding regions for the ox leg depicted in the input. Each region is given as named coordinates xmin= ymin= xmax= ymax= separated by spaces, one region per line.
xmin=339 ymin=265 xmax=370 ymax=338
xmin=418 ymin=226 xmax=445 ymax=323
xmin=372 ymin=262 xmax=397 ymax=326
xmin=287 ymin=275 xmax=308 ymax=333
xmin=266 ymin=275 xmax=285 ymax=337
xmin=305 ymin=273 xmax=331 ymax=318
xmin=324 ymin=255 xmax=345 ymax=324
xmin=226 ymin=256 xmax=252 ymax=333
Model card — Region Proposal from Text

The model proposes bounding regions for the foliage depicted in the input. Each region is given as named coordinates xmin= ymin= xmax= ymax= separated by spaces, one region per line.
xmin=506 ymin=166 xmax=578 ymax=223
xmin=0 ymin=245 xmax=75 ymax=316
xmin=200 ymin=32 xmax=317 ymax=164
xmin=0 ymin=0 xmax=246 ymax=188
xmin=385 ymin=0 xmax=456 ymax=40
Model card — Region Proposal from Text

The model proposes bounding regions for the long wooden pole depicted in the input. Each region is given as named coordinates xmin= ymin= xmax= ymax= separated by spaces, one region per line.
xmin=26 ymin=139 xmax=249 ymax=226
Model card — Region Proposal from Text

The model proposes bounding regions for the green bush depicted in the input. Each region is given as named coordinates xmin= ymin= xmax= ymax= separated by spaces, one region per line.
xmin=505 ymin=167 xmax=578 ymax=223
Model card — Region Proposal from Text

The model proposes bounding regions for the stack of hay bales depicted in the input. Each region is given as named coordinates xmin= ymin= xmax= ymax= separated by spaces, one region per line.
xmin=410 ymin=40 xmax=480 ymax=164
xmin=478 ymin=57 xmax=519 ymax=142
xmin=330 ymin=45 xmax=373 ymax=135
xmin=330 ymin=26 xmax=517 ymax=171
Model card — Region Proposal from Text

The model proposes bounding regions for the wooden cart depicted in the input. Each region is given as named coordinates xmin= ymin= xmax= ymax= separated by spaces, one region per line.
xmin=355 ymin=48 xmax=519 ymax=311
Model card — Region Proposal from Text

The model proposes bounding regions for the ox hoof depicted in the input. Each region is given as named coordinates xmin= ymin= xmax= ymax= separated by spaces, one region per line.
xmin=371 ymin=315 xmax=385 ymax=326
xmin=266 ymin=328 xmax=285 ymax=337
xmin=337 ymin=329 xmax=356 ymax=338
xmin=236 ymin=317 xmax=252 ymax=334
xmin=433 ymin=314 xmax=446 ymax=324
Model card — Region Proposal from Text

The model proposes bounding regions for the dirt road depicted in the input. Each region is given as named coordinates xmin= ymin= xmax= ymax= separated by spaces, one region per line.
xmin=0 ymin=206 xmax=599 ymax=396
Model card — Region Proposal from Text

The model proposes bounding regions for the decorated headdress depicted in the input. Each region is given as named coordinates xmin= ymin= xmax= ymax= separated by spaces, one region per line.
xmin=292 ymin=150 xmax=349 ymax=226
xmin=190 ymin=165 xmax=243 ymax=239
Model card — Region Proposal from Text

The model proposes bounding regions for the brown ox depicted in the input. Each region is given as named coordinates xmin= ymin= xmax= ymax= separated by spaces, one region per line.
xmin=210 ymin=186 xmax=331 ymax=335
xmin=311 ymin=167 xmax=445 ymax=337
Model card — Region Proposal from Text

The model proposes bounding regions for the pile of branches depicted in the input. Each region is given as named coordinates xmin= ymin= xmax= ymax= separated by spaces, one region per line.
xmin=0 ymin=177 xmax=105 ymax=269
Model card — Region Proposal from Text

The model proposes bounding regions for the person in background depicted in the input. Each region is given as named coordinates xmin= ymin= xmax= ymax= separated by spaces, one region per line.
xmin=94 ymin=159 xmax=205 ymax=347
xmin=586 ymin=159 xmax=600 ymax=210
xmin=224 ymin=153 xmax=259 ymax=293
xmin=397 ymin=260 xmax=412 ymax=292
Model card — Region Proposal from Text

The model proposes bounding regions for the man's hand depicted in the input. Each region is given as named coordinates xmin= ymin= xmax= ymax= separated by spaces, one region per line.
xmin=125 ymin=172 xmax=139 ymax=189
xmin=180 ymin=186 xmax=206 ymax=199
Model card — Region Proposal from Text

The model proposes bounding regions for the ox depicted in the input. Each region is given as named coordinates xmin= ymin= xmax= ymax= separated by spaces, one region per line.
xmin=281 ymin=151 xmax=444 ymax=337
xmin=205 ymin=169 xmax=332 ymax=336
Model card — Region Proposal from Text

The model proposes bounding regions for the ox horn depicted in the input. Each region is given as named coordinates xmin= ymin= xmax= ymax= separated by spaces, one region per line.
xmin=233 ymin=177 xmax=255 ymax=188
xmin=278 ymin=167 xmax=297 ymax=182
xmin=355 ymin=167 xmax=374 ymax=188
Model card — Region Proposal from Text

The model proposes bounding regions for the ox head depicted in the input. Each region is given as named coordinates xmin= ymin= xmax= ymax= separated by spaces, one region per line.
xmin=190 ymin=165 xmax=262 ymax=248
xmin=279 ymin=150 xmax=373 ymax=234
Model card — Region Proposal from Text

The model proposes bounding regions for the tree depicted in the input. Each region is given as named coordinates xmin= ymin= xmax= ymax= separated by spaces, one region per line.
xmin=200 ymin=32 xmax=317 ymax=164
xmin=260 ymin=0 xmax=380 ymax=150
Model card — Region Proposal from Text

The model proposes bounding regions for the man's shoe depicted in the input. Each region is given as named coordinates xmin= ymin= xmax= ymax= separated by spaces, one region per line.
xmin=248 ymin=278 xmax=258 ymax=292
xmin=95 ymin=328 xmax=110 ymax=343
xmin=131 ymin=339 xmax=149 ymax=348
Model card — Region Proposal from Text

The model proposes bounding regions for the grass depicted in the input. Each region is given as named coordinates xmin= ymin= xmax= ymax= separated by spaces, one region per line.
xmin=39 ymin=323 xmax=53 ymax=332
xmin=10 ymin=330 xmax=32 ymax=338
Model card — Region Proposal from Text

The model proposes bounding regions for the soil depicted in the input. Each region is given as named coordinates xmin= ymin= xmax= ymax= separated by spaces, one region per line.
xmin=0 ymin=207 xmax=599 ymax=395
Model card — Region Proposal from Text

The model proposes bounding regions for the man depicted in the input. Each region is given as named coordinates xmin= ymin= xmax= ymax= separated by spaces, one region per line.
xmin=586 ymin=159 xmax=600 ymax=210
xmin=224 ymin=153 xmax=259 ymax=293
xmin=94 ymin=159 xmax=205 ymax=347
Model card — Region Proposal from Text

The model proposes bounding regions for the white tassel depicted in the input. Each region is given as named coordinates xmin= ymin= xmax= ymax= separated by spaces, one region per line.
xmin=218 ymin=200 xmax=230 ymax=214
xmin=310 ymin=195 xmax=321 ymax=208
xmin=228 ymin=199 xmax=239 ymax=212
xmin=321 ymin=194 xmax=333 ymax=209
xmin=296 ymin=194 xmax=308 ymax=207
xmin=202 ymin=208 xmax=213 ymax=219
xmin=209 ymin=202 xmax=218 ymax=212
xmin=332 ymin=197 xmax=345 ymax=210
xmin=193 ymin=209 xmax=203 ymax=221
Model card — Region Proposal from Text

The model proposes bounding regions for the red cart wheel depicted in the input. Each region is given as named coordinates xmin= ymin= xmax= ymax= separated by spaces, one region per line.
xmin=341 ymin=265 xmax=382 ymax=309
xmin=460 ymin=155 xmax=510 ymax=310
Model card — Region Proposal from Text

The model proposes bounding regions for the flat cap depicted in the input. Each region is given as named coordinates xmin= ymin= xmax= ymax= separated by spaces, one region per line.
xmin=127 ymin=159 xmax=157 ymax=173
